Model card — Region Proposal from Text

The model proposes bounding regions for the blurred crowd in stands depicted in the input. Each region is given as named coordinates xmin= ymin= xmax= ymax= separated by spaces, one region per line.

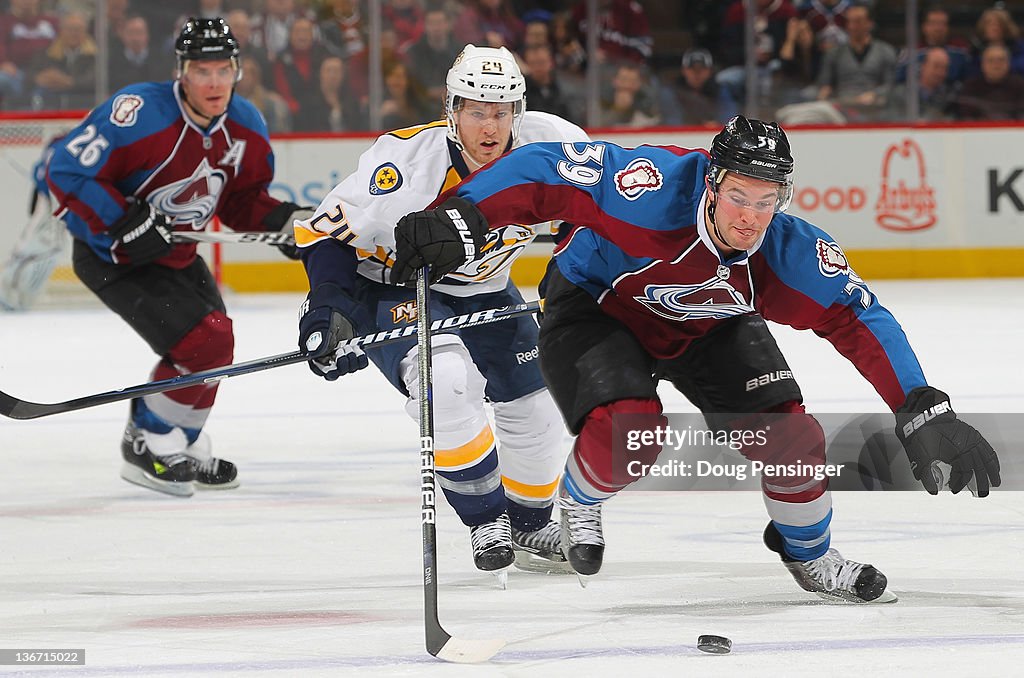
xmin=1 ymin=0 xmax=1022 ymax=130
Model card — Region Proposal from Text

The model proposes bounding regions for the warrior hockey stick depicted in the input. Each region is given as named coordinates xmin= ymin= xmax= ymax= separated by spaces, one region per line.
xmin=415 ymin=267 xmax=506 ymax=663
xmin=170 ymin=231 xmax=296 ymax=246
xmin=0 ymin=298 xmax=542 ymax=420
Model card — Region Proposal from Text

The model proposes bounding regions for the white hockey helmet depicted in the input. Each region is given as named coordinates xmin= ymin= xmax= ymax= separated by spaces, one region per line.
xmin=445 ymin=44 xmax=526 ymax=150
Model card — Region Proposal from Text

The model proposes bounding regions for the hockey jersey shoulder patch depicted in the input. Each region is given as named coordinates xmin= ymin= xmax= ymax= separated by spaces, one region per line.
xmin=815 ymin=238 xmax=850 ymax=278
xmin=369 ymin=162 xmax=402 ymax=195
xmin=110 ymin=93 xmax=144 ymax=127
xmin=614 ymin=158 xmax=663 ymax=200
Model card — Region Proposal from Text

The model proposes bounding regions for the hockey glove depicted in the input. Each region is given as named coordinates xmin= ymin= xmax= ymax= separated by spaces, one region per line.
xmin=895 ymin=386 xmax=1000 ymax=496
xmin=390 ymin=196 xmax=488 ymax=285
xmin=298 ymin=282 xmax=368 ymax=381
xmin=109 ymin=200 xmax=173 ymax=266
xmin=263 ymin=202 xmax=313 ymax=260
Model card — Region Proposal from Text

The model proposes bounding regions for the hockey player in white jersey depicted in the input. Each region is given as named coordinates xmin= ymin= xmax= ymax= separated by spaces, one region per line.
xmin=295 ymin=45 xmax=589 ymax=580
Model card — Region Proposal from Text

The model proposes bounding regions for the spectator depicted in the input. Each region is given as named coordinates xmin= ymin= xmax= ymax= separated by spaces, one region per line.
xmin=597 ymin=61 xmax=658 ymax=127
xmin=571 ymin=0 xmax=652 ymax=68
xmin=955 ymin=42 xmax=1024 ymax=121
xmin=379 ymin=56 xmax=435 ymax=129
xmin=404 ymin=5 xmax=461 ymax=102
xmin=235 ymin=55 xmax=292 ymax=132
xmin=887 ymin=46 xmax=956 ymax=122
xmin=29 ymin=11 xmax=96 ymax=110
xmin=719 ymin=0 xmax=798 ymax=108
xmin=896 ymin=6 xmax=971 ymax=85
xmin=0 ymin=0 xmax=59 ymax=107
xmin=798 ymin=0 xmax=853 ymax=55
xmin=320 ymin=0 xmax=367 ymax=60
xmin=776 ymin=15 xmax=821 ymax=105
xmin=813 ymin=3 xmax=896 ymax=122
xmin=273 ymin=17 xmax=330 ymax=130
xmin=301 ymin=55 xmax=365 ymax=132
xmin=551 ymin=9 xmax=585 ymax=78
xmin=521 ymin=12 xmax=553 ymax=51
xmin=658 ymin=47 xmax=737 ymax=127
xmin=109 ymin=15 xmax=172 ymax=92
xmin=523 ymin=43 xmax=580 ymax=123
xmin=253 ymin=0 xmax=314 ymax=62
xmin=969 ymin=6 xmax=1024 ymax=78
xmin=453 ymin=0 xmax=524 ymax=52
xmin=383 ymin=0 xmax=424 ymax=54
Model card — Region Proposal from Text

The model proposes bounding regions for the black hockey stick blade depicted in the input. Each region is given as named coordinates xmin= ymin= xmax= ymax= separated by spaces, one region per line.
xmin=0 ymin=350 xmax=309 ymax=420
xmin=171 ymin=230 xmax=296 ymax=246
xmin=0 ymin=299 xmax=543 ymax=420
xmin=416 ymin=268 xmax=505 ymax=663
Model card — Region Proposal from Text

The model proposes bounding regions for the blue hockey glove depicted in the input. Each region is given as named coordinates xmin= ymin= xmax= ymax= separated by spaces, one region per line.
xmin=895 ymin=387 xmax=1000 ymax=496
xmin=298 ymin=283 xmax=368 ymax=381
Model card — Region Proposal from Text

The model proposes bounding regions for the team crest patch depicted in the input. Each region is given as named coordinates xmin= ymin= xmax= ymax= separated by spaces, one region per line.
xmin=369 ymin=163 xmax=402 ymax=195
xmin=110 ymin=94 xmax=144 ymax=127
xmin=614 ymin=159 xmax=662 ymax=200
xmin=816 ymin=239 xmax=849 ymax=277
xmin=390 ymin=300 xmax=417 ymax=324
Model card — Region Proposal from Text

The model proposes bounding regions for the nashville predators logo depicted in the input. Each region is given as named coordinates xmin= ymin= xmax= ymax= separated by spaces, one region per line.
xmin=369 ymin=163 xmax=402 ymax=195
xmin=391 ymin=300 xmax=417 ymax=324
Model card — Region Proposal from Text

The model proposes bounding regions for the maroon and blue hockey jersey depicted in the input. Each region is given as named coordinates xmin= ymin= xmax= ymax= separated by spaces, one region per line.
xmin=436 ymin=140 xmax=928 ymax=411
xmin=47 ymin=80 xmax=283 ymax=268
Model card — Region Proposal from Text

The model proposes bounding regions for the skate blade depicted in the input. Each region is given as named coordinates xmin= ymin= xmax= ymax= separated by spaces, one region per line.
xmin=194 ymin=478 xmax=241 ymax=491
xmin=120 ymin=463 xmax=194 ymax=497
xmin=492 ymin=567 xmax=511 ymax=590
xmin=513 ymin=550 xmax=575 ymax=575
xmin=575 ymin=573 xmax=594 ymax=588
xmin=813 ymin=589 xmax=899 ymax=604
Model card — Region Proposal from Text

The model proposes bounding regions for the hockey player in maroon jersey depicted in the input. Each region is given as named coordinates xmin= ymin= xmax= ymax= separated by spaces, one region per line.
xmin=46 ymin=17 xmax=310 ymax=497
xmin=385 ymin=115 xmax=1001 ymax=603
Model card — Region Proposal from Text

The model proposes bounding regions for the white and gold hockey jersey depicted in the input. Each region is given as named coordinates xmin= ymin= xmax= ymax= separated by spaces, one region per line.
xmin=294 ymin=111 xmax=589 ymax=296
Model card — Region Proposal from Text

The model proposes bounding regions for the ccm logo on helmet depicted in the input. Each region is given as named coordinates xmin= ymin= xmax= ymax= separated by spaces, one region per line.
xmin=479 ymin=83 xmax=508 ymax=89
xmin=445 ymin=208 xmax=477 ymax=257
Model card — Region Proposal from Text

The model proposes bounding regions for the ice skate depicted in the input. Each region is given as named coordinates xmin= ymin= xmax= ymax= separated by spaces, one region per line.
xmin=558 ymin=490 xmax=605 ymax=585
xmin=120 ymin=422 xmax=197 ymax=497
xmin=764 ymin=522 xmax=897 ymax=604
xmin=186 ymin=432 xmax=239 ymax=490
xmin=470 ymin=513 xmax=514 ymax=588
xmin=512 ymin=519 xmax=573 ymax=574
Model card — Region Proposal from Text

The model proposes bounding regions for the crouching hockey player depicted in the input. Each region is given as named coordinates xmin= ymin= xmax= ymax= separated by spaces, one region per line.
xmin=295 ymin=45 xmax=590 ymax=582
xmin=45 ymin=18 xmax=311 ymax=497
xmin=388 ymin=115 xmax=1001 ymax=602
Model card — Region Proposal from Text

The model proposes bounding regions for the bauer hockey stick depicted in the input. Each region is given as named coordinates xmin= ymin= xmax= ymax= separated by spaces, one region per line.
xmin=0 ymin=298 xmax=542 ymax=420
xmin=170 ymin=231 xmax=296 ymax=246
xmin=415 ymin=267 xmax=506 ymax=663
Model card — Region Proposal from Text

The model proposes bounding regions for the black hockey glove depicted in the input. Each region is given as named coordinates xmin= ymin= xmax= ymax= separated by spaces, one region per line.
xmin=263 ymin=202 xmax=314 ymax=260
xmin=390 ymin=196 xmax=488 ymax=286
xmin=298 ymin=282 xmax=368 ymax=381
xmin=895 ymin=386 xmax=1000 ymax=496
xmin=108 ymin=200 xmax=172 ymax=266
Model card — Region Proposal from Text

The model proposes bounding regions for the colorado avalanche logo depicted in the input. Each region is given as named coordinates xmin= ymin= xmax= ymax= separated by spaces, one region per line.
xmin=614 ymin=159 xmax=662 ymax=201
xmin=145 ymin=158 xmax=226 ymax=229
xmin=816 ymin=239 xmax=849 ymax=277
xmin=110 ymin=94 xmax=144 ymax=127
xmin=634 ymin=279 xmax=752 ymax=322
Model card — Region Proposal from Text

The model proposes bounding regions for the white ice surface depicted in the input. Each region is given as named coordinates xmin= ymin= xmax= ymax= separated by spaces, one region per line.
xmin=0 ymin=279 xmax=1022 ymax=677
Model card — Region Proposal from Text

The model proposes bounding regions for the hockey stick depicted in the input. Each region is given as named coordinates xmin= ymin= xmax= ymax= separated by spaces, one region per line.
xmin=415 ymin=267 xmax=506 ymax=663
xmin=0 ymin=298 xmax=542 ymax=420
xmin=171 ymin=231 xmax=295 ymax=246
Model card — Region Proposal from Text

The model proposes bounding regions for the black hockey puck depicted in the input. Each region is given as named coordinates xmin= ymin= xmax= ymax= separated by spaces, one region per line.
xmin=696 ymin=634 xmax=732 ymax=654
